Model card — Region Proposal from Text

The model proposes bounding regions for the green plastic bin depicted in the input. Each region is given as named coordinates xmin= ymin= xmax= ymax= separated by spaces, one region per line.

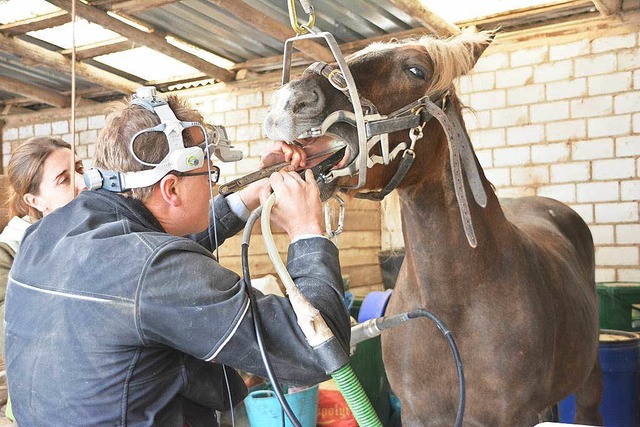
xmin=597 ymin=282 xmax=640 ymax=332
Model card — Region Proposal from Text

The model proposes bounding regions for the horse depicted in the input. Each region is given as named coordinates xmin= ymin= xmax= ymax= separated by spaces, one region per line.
xmin=263 ymin=30 xmax=602 ymax=426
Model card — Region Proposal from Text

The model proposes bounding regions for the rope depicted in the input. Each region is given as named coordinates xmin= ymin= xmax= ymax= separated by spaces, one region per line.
xmin=70 ymin=0 xmax=77 ymax=200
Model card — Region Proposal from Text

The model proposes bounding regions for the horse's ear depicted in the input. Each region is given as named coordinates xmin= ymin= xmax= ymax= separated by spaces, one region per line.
xmin=455 ymin=27 xmax=496 ymax=70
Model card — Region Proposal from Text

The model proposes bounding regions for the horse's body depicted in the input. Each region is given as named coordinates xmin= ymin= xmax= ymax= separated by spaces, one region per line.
xmin=264 ymin=30 xmax=602 ymax=426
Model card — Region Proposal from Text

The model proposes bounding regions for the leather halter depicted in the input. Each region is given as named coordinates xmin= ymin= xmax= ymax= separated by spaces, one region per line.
xmin=303 ymin=61 xmax=488 ymax=248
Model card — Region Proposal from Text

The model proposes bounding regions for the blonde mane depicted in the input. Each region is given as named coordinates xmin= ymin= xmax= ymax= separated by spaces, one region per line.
xmin=354 ymin=29 xmax=494 ymax=95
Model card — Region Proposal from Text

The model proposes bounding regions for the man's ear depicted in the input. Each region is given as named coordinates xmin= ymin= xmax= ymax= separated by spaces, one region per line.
xmin=158 ymin=174 xmax=182 ymax=207
xmin=23 ymin=193 xmax=44 ymax=213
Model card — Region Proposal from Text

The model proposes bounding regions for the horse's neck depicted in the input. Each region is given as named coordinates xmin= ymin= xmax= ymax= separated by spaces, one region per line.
xmin=396 ymin=118 xmax=513 ymax=299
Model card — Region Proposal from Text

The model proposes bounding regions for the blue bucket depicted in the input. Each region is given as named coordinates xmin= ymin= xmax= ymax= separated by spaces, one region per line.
xmin=558 ymin=329 xmax=640 ymax=426
xmin=244 ymin=384 xmax=319 ymax=427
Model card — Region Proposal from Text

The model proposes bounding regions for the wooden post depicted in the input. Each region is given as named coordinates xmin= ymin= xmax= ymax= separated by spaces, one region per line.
xmin=0 ymin=119 xmax=5 ymax=175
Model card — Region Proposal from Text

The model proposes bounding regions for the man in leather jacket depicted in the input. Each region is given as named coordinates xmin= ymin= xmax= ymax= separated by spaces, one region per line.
xmin=4 ymin=93 xmax=350 ymax=425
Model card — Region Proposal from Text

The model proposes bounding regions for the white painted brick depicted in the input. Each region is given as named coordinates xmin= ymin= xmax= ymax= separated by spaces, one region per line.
xmin=496 ymin=186 xmax=536 ymax=198
xmin=507 ymin=84 xmax=545 ymax=106
xmin=635 ymin=70 xmax=640 ymax=90
xmin=617 ymin=224 xmax=640 ymax=244
xmin=61 ymin=133 xmax=72 ymax=144
xmin=511 ymin=45 xmax=548 ymax=67
xmin=249 ymin=107 xmax=270 ymax=125
xmin=52 ymin=120 xmax=69 ymax=135
xmin=570 ymin=96 xmax=613 ymax=118
xmin=546 ymin=120 xmax=586 ymax=141
xmin=593 ymin=158 xmax=635 ymax=180
xmin=596 ymin=246 xmax=639 ymax=266
xmin=551 ymin=162 xmax=590 ymax=183
xmin=235 ymin=124 xmax=261 ymax=141
xmin=532 ymin=142 xmax=570 ymax=163
xmin=87 ymin=145 xmax=95 ymax=160
xmin=569 ymin=204 xmax=592 ymax=224
xmin=475 ymin=53 xmax=509 ymax=72
xmin=506 ymin=124 xmax=545 ymax=145
xmin=547 ymin=78 xmax=587 ymax=101
xmin=595 ymin=268 xmax=616 ymax=282
xmin=238 ymin=92 xmax=263 ymax=109
xmin=619 ymin=269 xmax=640 ymax=282
xmin=2 ymin=128 xmax=18 ymax=141
xmin=459 ymin=72 xmax=495 ymax=92
xmin=2 ymin=142 xmax=9 ymax=153
xmin=533 ymin=60 xmax=573 ymax=83
xmin=595 ymin=202 xmax=638 ymax=222
xmin=212 ymin=94 xmax=237 ymax=113
xmin=634 ymin=113 xmax=640 ymax=133
xmin=249 ymin=139 xmax=271 ymax=158
xmin=511 ymin=165 xmax=549 ymax=186
xmin=78 ymin=129 xmax=97 ymax=145
xmin=494 ymin=146 xmax=530 ymax=166
xmin=588 ymin=72 xmax=632 ymax=95
xmin=484 ymin=167 xmax=510 ymax=187
xmin=74 ymin=118 xmax=87 ymax=132
xmin=469 ymin=90 xmax=506 ymax=110
xmin=616 ymin=135 xmax=640 ymax=156
xmin=575 ymin=54 xmax=616 ymax=77
xmin=530 ymin=101 xmax=569 ymax=123
xmin=491 ymin=106 xmax=528 ymax=127
xmin=19 ymin=125 xmax=33 ymax=139
xmin=474 ymin=149 xmax=493 ymax=168
xmin=495 ymin=67 xmax=533 ymax=88
xmin=74 ymin=145 xmax=88 ymax=159
xmin=590 ymin=224 xmax=615 ymax=244
xmin=592 ymin=33 xmax=636 ymax=54
xmin=204 ymin=113 xmax=225 ymax=125
xmin=469 ymin=128 xmax=506 ymax=148
xmin=236 ymin=157 xmax=261 ymax=174
xmin=572 ymin=138 xmax=614 ymax=160
xmin=550 ymin=39 xmax=589 ymax=61
xmin=88 ymin=115 xmax=105 ymax=130
xmin=224 ymin=110 xmax=249 ymax=126
xmin=577 ymin=181 xmax=619 ymax=202
xmin=537 ymin=183 xmax=575 ymax=203
xmin=224 ymin=126 xmax=236 ymax=141
xmin=615 ymin=91 xmax=640 ymax=114
xmin=34 ymin=123 xmax=51 ymax=136
xmin=588 ymin=115 xmax=631 ymax=138
xmin=620 ymin=180 xmax=639 ymax=201
xmin=617 ymin=48 xmax=640 ymax=71
xmin=462 ymin=110 xmax=491 ymax=130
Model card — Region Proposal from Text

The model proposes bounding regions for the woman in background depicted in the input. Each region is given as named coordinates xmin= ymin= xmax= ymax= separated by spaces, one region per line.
xmin=0 ymin=136 xmax=87 ymax=413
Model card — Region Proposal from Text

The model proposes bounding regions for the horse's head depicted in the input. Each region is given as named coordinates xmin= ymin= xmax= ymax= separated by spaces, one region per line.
xmin=264 ymin=29 xmax=494 ymax=197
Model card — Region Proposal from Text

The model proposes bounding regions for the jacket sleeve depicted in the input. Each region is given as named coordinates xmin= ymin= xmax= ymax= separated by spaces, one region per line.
xmin=211 ymin=237 xmax=351 ymax=385
xmin=0 ymin=243 xmax=15 ymax=305
xmin=138 ymin=236 xmax=350 ymax=386
xmin=189 ymin=195 xmax=246 ymax=252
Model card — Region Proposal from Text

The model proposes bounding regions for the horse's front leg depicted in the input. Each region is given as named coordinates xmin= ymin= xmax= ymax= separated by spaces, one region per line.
xmin=574 ymin=359 xmax=603 ymax=425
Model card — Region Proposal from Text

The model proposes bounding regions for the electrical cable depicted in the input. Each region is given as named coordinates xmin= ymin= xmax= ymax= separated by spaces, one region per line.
xmin=241 ymin=207 xmax=303 ymax=427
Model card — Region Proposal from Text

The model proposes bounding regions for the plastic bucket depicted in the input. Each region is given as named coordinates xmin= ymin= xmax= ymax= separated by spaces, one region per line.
xmin=597 ymin=282 xmax=640 ymax=332
xmin=558 ymin=329 xmax=640 ymax=426
xmin=244 ymin=385 xmax=319 ymax=427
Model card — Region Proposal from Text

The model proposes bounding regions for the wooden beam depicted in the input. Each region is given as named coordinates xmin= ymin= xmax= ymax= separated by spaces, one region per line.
xmin=59 ymin=38 xmax=135 ymax=60
xmin=1 ymin=105 xmax=34 ymax=116
xmin=385 ymin=0 xmax=460 ymax=35
xmin=0 ymin=11 xmax=70 ymax=36
xmin=592 ymin=0 xmax=623 ymax=15
xmin=0 ymin=32 xmax=139 ymax=94
xmin=48 ymin=0 xmax=236 ymax=82
xmin=210 ymin=0 xmax=334 ymax=63
xmin=109 ymin=0 xmax=181 ymax=13
xmin=0 ymin=75 xmax=70 ymax=108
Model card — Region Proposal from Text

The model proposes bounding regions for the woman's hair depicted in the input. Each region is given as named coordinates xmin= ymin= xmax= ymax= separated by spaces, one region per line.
xmin=94 ymin=95 xmax=204 ymax=201
xmin=7 ymin=137 xmax=71 ymax=220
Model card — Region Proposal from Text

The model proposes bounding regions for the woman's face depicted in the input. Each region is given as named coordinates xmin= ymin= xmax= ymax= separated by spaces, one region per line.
xmin=24 ymin=148 xmax=87 ymax=217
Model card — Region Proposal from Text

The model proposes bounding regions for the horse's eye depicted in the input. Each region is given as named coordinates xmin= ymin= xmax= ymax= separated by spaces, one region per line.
xmin=408 ymin=67 xmax=426 ymax=80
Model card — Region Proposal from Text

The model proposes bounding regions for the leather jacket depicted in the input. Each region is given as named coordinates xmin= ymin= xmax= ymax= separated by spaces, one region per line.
xmin=5 ymin=189 xmax=349 ymax=426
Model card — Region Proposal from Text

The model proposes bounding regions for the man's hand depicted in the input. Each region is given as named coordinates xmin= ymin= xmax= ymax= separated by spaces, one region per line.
xmin=261 ymin=169 xmax=323 ymax=240
xmin=237 ymin=141 xmax=308 ymax=212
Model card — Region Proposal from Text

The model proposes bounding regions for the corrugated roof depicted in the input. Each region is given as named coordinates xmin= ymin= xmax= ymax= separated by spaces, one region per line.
xmin=0 ymin=0 xmax=621 ymax=114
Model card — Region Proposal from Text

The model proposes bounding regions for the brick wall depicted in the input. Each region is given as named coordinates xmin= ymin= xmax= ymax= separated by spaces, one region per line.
xmin=2 ymin=21 xmax=638 ymax=285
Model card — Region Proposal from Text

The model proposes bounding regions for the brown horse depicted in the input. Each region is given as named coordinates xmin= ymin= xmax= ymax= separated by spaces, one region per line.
xmin=264 ymin=30 xmax=602 ymax=426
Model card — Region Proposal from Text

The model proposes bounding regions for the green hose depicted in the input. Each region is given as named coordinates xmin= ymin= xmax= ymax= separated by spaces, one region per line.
xmin=332 ymin=364 xmax=383 ymax=427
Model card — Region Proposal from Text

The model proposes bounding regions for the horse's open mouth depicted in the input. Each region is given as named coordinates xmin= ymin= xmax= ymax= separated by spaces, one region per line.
xmin=293 ymin=133 xmax=353 ymax=171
